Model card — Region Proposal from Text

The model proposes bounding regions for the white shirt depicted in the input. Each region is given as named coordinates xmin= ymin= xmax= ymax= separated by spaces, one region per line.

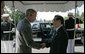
xmin=55 ymin=25 xmax=63 ymax=32
xmin=51 ymin=25 xmax=63 ymax=38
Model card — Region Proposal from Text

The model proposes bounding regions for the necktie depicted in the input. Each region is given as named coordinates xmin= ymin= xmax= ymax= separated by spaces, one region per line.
xmin=51 ymin=29 xmax=57 ymax=38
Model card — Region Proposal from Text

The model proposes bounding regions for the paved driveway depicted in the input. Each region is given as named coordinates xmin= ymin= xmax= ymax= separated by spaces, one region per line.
xmin=1 ymin=41 xmax=84 ymax=53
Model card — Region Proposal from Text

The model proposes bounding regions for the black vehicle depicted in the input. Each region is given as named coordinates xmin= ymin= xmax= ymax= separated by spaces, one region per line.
xmin=75 ymin=28 xmax=84 ymax=46
xmin=31 ymin=22 xmax=53 ymax=43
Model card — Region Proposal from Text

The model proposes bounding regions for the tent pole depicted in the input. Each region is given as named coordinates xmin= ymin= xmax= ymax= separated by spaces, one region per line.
xmin=12 ymin=1 xmax=16 ymax=53
xmin=74 ymin=1 xmax=77 ymax=53
xmin=12 ymin=1 xmax=16 ymax=27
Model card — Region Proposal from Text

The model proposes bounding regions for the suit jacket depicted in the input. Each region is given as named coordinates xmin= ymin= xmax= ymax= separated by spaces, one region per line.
xmin=16 ymin=18 xmax=41 ymax=53
xmin=46 ymin=26 xmax=68 ymax=53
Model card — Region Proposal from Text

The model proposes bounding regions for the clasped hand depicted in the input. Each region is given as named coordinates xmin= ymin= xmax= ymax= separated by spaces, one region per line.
xmin=40 ymin=43 xmax=46 ymax=49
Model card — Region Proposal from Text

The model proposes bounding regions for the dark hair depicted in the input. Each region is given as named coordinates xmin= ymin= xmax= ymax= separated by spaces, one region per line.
xmin=26 ymin=9 xmax=37 ymax=17
xmin=53 ymin=15 xmax=64 ymax=24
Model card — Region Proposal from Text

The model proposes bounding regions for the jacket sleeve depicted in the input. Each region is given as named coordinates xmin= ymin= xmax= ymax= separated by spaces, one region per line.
xmin=20 ymin=24 xmax=42 ymax=49
xmin=45 ymin=28 xmax=54 ymax=47
xmin=46 ymin=41 xmax=51 ymax=48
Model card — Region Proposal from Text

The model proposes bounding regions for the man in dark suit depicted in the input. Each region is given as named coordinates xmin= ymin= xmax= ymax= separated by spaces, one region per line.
xmin=45 ymin=15 xmax=68 ymax=53
xmin=16 ymin=9 xmax=44 ymax=53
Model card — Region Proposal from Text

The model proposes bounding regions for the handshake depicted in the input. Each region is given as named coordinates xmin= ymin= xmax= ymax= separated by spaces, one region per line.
xmin=40 ymin=43 xmax=46 ymax=49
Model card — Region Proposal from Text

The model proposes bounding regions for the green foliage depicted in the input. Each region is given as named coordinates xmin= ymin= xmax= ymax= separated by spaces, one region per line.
xmin=4 ymin=6 xmax=25 ymax=25
xmin=77 ymin=12 xmax=84 ymax=21
xmin=12 ymin=10 xmax=25 ymax=25
xmin=80 ymin=12 xmax=84 ymax=21
xmin=64 ymin=16 xmax=68 ymax=20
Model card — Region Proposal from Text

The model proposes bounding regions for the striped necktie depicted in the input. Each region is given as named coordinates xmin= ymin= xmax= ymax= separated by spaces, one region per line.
xmin=51 ymin=29 xmax=57 ymax=38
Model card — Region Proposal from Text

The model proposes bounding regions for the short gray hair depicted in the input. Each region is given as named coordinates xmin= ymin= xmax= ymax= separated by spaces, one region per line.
xmin=26 ymin=9 xmax=37 ymax=17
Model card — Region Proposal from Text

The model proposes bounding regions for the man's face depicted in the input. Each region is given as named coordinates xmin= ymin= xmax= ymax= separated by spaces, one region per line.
xmin=68 ymin=15 xmax=73 ymax=18
xmin=3 ymin=17 xmax=9 ymax=22
xmin=28 ymin=12 xmax=37 ymax=22
xmin=68 ymin=13 xmax=73 ymax=18
xmin=52 ymin=19 xmax=61 ymax=28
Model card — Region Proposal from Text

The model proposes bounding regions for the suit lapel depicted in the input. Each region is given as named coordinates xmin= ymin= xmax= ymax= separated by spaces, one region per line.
xmin=53 ymin=26 xmax=63 ymax=38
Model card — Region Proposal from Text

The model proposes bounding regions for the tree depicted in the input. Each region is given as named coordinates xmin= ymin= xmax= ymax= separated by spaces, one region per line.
xmin=79 ymin=12 xmax=84 ymax=21
xmin=64 ymin=16 xmax=68 ymax=20
xmin=13 ymin=10 xmax=25 ymax=25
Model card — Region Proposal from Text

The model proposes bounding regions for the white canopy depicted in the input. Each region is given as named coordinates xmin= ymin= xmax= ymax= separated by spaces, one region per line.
xmin=4 ymin=1 xmax=84 ymax=12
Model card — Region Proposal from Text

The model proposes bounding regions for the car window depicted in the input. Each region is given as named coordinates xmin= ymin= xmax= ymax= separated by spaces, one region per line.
xmin=32 ymin=24 xmax=39 ymax=29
